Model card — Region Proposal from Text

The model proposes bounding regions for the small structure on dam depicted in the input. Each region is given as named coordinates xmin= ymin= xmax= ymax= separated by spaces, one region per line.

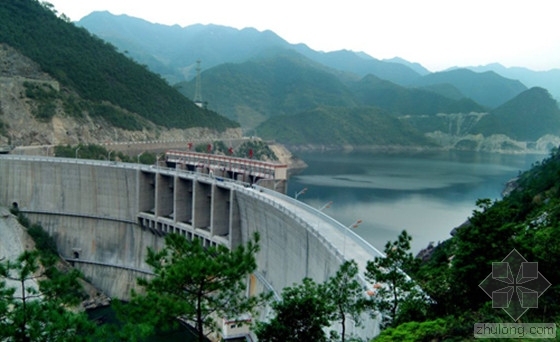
xmin=165 ymin=150 xmax=288 ymax=193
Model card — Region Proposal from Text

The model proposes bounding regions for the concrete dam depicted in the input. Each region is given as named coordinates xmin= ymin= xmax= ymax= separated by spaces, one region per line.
xmin=0 ymin=154 xmax=382 ymax=338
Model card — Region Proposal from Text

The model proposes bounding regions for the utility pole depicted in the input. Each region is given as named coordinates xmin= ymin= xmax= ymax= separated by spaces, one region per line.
xmin=194 ymin=60 xmax=203 ymax=108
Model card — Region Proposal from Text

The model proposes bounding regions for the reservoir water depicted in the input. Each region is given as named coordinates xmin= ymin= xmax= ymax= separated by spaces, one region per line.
xmin=286 ymin=150 xmax=546 ymax=254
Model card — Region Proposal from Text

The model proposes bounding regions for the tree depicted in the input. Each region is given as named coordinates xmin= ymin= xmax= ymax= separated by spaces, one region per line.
xmin=325 ymin=260 xmax=367 ymax=342
xmin=364 ymin=230 xmax=423 ymax=327
xmin=124 ymin=232 xmax=267 ymax=342
xmin=0 ymin=251 xmax=96 ymax=341
xmin=255 ymin=277 xmax=332 ymax=342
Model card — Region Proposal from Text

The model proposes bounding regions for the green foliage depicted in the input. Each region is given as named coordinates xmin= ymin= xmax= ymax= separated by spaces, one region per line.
xmin=27 ymin=222 xmax=58 ymax=259
xmin=88 ymin=103 xmax=144 ymax=131
xmin=23 ymin=82 xmax=59 ymax=121
xmin=256 ymin=261 xmax=370 ymax=342
xmin=412 ymin=68 xmax=527 ymax=108
xmin=0 ymin=251 xmax=97 ymax=341
xmin=178 ymin=51 xmax=358 ymax=129
xmin=235 ymin=140 xmax=278 ymax=161
xmin=178 ymin=51 xmax=486 ymax=134
xmin=350 ymin=74 xmax=484 ymax=116
xmin=0 ymin=120 xmax=8 ymax=137
xmin=396 ymin=146 xmax=560 ymax=340
xmin=473 ymin=87 xmax=560 ymax=140
xmin=121 ymin=232 xmax=267 ymax=341
xmin=325 ymin=260 xmax=368 ymax=342
xmin=53 ymin=143 xmax=157 ymax=164
xmin=372 ymin=318 xmax=448 ymax=342
xmin=365 ymin=230 xmax=426 ymax=328
xmin=0 ymin=0 xmax=238 ymax=131
xmin=255 ymin=278 xmax=332 ymax=342
xmin=193 ymin=139 xmax=278 ymax=161
xmin=257 ymin=106 xmax=434 ymax=146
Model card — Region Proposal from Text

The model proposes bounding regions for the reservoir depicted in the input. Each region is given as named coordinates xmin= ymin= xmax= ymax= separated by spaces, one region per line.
xmin=287 ymin=150 xmax=546 ymax=254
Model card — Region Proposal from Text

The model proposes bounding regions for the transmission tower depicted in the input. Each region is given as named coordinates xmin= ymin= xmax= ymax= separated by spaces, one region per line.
xmin=194 ymin=59 xmax=203 ymax=108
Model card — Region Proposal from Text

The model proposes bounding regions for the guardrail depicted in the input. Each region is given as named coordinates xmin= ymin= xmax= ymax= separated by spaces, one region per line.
xmin=254 ymin=184 xmax=385 ymax=259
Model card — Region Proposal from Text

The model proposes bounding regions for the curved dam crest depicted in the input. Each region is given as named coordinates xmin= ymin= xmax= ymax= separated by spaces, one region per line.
xmin=0 ymin=155 xmax=382 ymax=338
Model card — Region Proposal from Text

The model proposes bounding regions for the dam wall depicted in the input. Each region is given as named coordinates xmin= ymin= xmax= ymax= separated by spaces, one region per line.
xmin=0 ymin=155 xmax=380 ymax=338
xmin=0 ymin=157 xmax=163 ymax=298
xmin=235 ymin=189 xmax=341 ymax=288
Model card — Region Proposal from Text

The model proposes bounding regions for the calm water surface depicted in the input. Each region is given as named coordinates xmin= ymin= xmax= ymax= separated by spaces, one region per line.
xmin=287 ymin=150 xmax=545 ymax=254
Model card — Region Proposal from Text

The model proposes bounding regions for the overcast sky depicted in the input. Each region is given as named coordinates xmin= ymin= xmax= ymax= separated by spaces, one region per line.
xmin=46 ymin=0 xmax=560 ymax=72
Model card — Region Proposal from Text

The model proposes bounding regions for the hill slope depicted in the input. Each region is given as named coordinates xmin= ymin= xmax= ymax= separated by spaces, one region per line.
xmin=412 ymin=69 xmax=527 ymax=108
xmin=177 ymin=50 xmax=358 ymax=129
xmin=178 ymin=52 xmax=488 ymax=131
xmin=0 ymin=0 xmax=238 ymax=133
xmin=473 ymin=87 xmax=560 ymax=140
xmin=256 ymin=106 xmax=434 ymax=147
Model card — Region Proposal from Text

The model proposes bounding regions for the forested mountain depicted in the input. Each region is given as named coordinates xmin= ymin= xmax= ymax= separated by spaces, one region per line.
xmin=256 ymin=106 xmax=434 ymax=147
xmin=473 ymin=87 xmax=560 ymax=140
xmin=178 ymin=51 xmax=359 ymax=129
xmin=411 ymin=68 xmax=528 ymax=108
xmin=0 ymin=0 xmax=237 ymax=140
xmin=73 ymin=10 xmax=560 ymax=152
xmin=177 ymin=52 xmax=489 ymax=131
xmin=348 ymin=75 xmax=484 ymax=115
xmin=375 ymin=147 xmax=560 ymax=340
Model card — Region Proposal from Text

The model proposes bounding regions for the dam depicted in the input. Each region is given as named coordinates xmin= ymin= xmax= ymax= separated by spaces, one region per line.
xmin=0 ymin=154 xmax=382 ymax=338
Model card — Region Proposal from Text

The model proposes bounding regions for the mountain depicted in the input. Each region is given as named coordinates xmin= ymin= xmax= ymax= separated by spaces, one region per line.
xmin=348 ymin=75 xmax=484 ymax=115
xmin=411 ymin=69 xmax=527 ymax=108
xmin=256 ymin=106 xmax=434 ymax=147
xmin=177 ymin=52 xmax=487 ymax=131
xmin=465 ymin=63 xmax=560 ymax=101
xmin=291 ymin=49 xmax=423 ymax=86
xmin=472 ymin=87 xmax=560 ymax=141
xmin=77 ymin=11 xmax=423 ymax=86
xmin=176 ymin=51 xmax=359 ymax=129
xmin=0 ymin=0 xmax=238 ymax=147
xmin=382 ymin=57 xmax=431 ymax=76
xmin=77 ymin=11 xmax=293 ymax=84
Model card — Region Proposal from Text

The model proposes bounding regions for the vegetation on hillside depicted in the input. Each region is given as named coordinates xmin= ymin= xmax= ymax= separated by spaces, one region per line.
xmin=349 ymin=75 xmax=485 ymax=116
xmin=1 ymin=210 xmax=98 ymax=341
xmin=257 ymin=106 xmax=435 ymax=146
xmin=54 ymin=144 xmax=157 ymax=164
xmin=0 ymin=0 xmax=238 ymax=131
xmin=411 ymin=69 xmax=528 ymax=108
xmin=378 ymin=146 xmax=560 ymax=340
xmin=473 ymin=87 xmax=560 ymax=141
xmin=178 ymin=51 xmax=358 ymax=129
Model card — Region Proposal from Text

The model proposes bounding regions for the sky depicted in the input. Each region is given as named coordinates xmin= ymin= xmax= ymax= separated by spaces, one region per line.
xmin=46 ymin=0 xmax=560 ymax=72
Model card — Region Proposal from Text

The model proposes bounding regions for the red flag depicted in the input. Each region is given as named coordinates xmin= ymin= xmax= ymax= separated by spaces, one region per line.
xmin=228 ymin=147 xmax=234 ymax=155
xmin=248 ymin=149 xmax=253 ymax=158
xmin=207 ymin=144 xmax=212 ymax=153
